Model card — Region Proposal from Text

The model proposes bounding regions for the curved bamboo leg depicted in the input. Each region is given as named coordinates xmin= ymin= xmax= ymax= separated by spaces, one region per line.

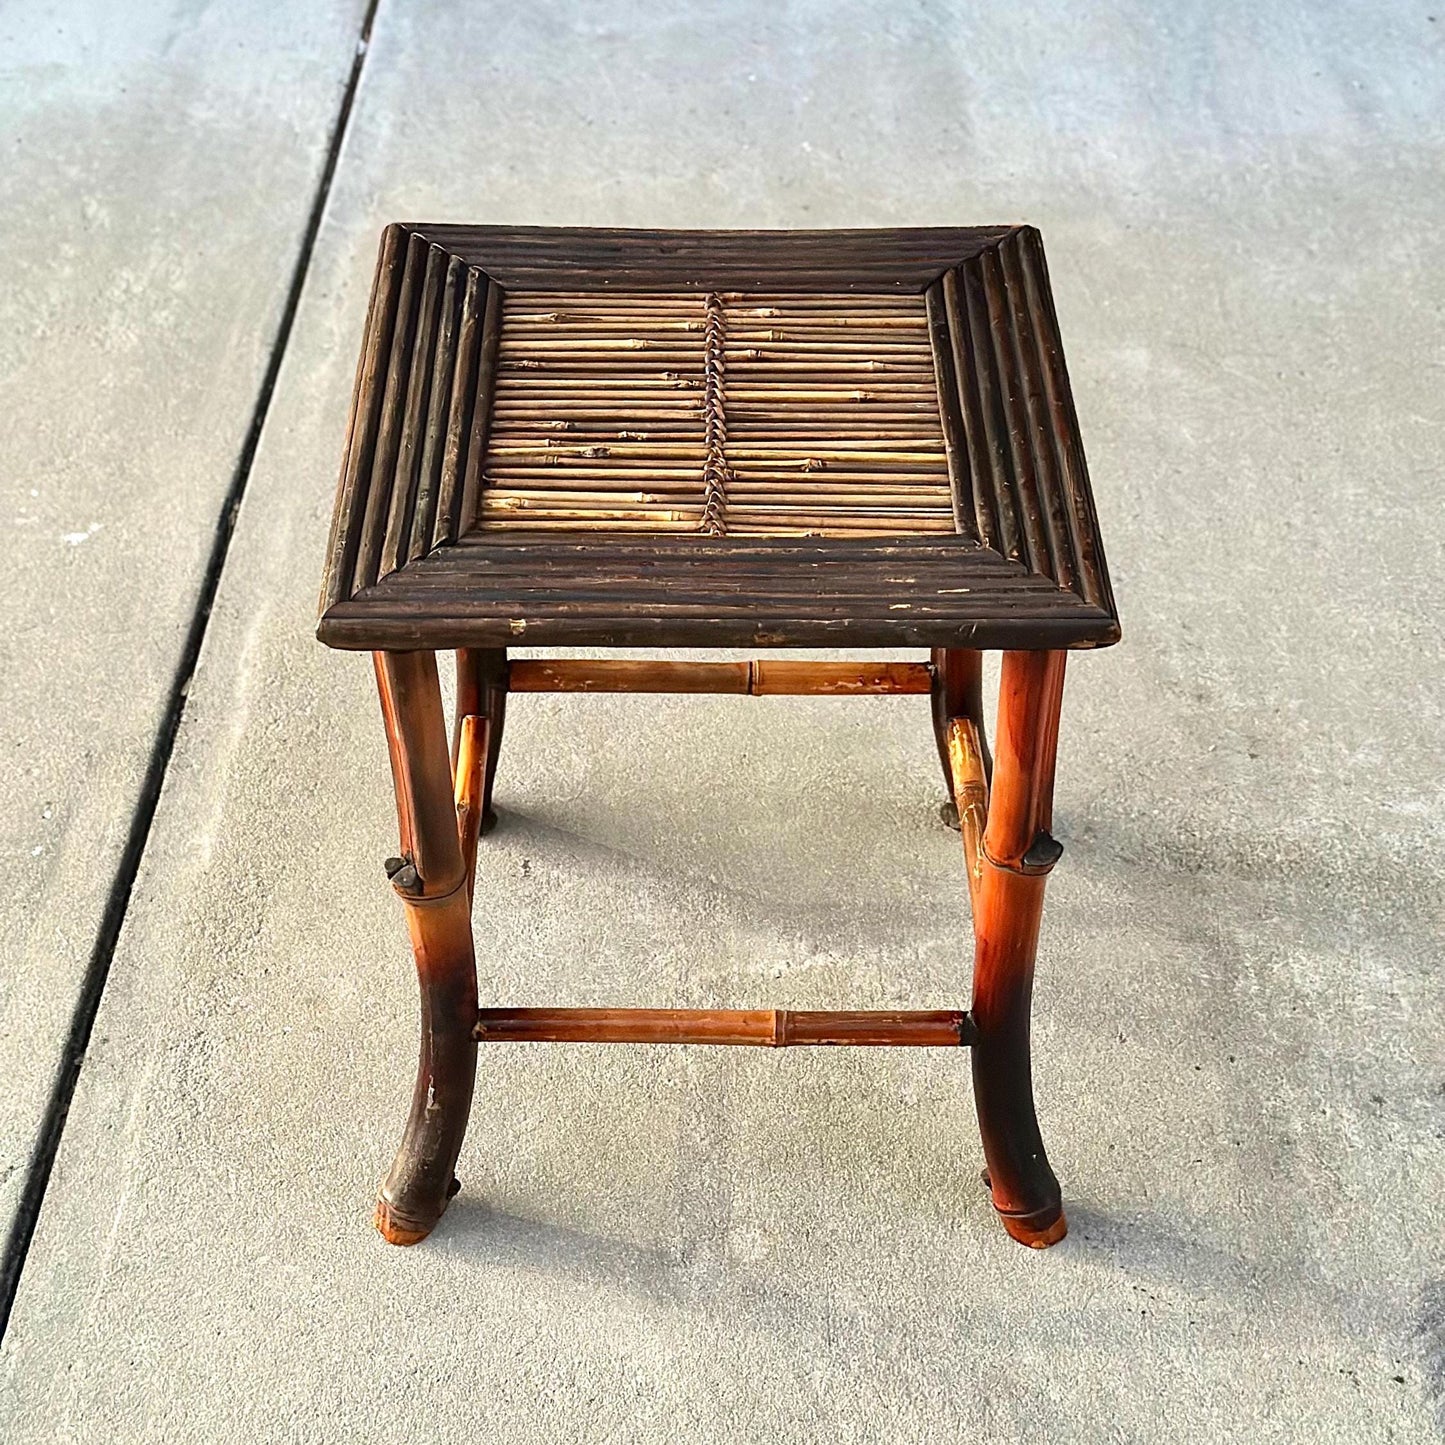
xmin=373 ymin=650 xmax=478 ymax=1245
xmin=454 ymin=647 xmax=507 ymax=843
xmin=931 ymin=648 xmax=992 ymax=828
xmin=970 ymin=649 xmax=1068 ymax=1248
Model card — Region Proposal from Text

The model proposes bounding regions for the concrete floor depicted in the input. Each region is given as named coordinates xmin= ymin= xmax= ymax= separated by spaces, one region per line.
xmin=2 ymin=2 xmax=1442 ymax=1440
xmin=0 ymin=0 xmax=370 ymax=1252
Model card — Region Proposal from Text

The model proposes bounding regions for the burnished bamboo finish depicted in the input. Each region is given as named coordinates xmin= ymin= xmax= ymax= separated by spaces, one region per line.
xmin=946 ymin=717 xmax=990 ymax=912
xmin=970 ymin=650 xmax=1068 ymax=1247
xmin=453 ymin=712 xmax=488 ymax=897
xmin=931 ymin=647 xmax=992 ymax=825
xmin=372 ymin=650 xmax=478 ymax=1246
xmin=506 ymin=658 xmax=933 ymax=695
xmin=362 ymin=640 xmax=1078 ymax=1252
xmin=453 ymin=647 xmax=507 ymax=849
xmin=475 ymin=1008 xmax=974 ymax=1047
xmin=331 ymin=226 xmax=1114 ymax=1255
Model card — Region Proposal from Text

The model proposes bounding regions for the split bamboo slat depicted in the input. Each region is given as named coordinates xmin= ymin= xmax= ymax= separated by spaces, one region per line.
xmin=477 ymin=290 xmax=957 ymax=539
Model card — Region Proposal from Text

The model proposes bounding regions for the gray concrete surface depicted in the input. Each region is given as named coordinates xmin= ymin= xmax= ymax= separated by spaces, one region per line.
xmin=0 ymin=1 xmax=369 ymax=1242
xmin=2 ymin=1 xmax=1443 ymax=1440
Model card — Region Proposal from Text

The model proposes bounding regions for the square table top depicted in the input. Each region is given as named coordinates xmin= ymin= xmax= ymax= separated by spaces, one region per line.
xmin=317 ymin=226 xmax=1118 ymax=651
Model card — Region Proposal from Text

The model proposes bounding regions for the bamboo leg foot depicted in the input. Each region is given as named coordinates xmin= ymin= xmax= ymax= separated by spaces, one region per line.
xmin=1000 ymin=1210 xmax=1069 ymax=1249
xmin=375 ymin=1175 xmax=462 ymax=1246
xmin=978 ymin=1167 xmax=1067 ymax=1246
xmin=931 ymin=648 xmax=991 ymax=830
xmin=969 ymin=650 xmax=1068 ymax=1250
xmin=373 ymin=651 xmax=479 ymax=1245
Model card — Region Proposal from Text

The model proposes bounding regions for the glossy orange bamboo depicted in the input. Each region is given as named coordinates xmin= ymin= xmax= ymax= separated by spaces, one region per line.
xmin=506 ymin=659 xmax=933 ymax=695
xmin=453 ymin=647 xmax=507 ymax=853
xmin=970 ymin=649 xmax=1068 ymax=1249
xmin=475 ymin=1007 xmax=973 ymax=1047
xmin=946 ymin=717 xmax=989 ymax=912
xmin=930 ymin=648 xmax=991 ymax=825
xmin=372 ymin=650 xmax=478 ymax=1247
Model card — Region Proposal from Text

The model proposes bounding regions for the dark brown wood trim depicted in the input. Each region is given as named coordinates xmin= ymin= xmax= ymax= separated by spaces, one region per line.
xmin=406 ymin=224 xmax=1017 ymax=292
xmin=318 ymin=532 xmax=1119 ymax=653
xmin=925 ymin=278 xmax=974 ymax=539
xmin=457 ymin=280 xmax=503 ymax=535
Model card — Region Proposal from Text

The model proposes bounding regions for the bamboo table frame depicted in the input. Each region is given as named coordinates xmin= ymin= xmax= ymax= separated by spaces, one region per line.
xmin=318 ymin=227 xmax=1119 ymax=1251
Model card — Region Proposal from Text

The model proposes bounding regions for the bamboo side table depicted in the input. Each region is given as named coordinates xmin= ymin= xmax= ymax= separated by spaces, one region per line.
xmin=318 ymin=226 xmax=1118 ymax=1250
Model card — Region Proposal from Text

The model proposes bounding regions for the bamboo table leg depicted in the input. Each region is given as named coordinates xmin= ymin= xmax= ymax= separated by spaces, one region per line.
xmin=970 ymin=649 xmax=1068 ymax=1248
xmin=454 ymin=647 xmax=507 ymax=844
xmin=931 ymin=648 xmax=992 ymax=827
xmin=372 ymin=650 xmax=479 ymax=1245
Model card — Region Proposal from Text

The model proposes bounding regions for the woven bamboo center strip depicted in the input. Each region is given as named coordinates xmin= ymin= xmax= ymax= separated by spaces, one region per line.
xmin=479 ymin=291 xmax=955 ymax=538
xmin=700 ymin=293 xmax=729 ymax=536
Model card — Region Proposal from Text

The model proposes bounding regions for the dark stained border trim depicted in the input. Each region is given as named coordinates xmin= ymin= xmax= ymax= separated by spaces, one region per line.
xmin=409 ymin=224 xmax=1015 ymax=290
xmin=319 ymin=535 xmax=1120 ymax=651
